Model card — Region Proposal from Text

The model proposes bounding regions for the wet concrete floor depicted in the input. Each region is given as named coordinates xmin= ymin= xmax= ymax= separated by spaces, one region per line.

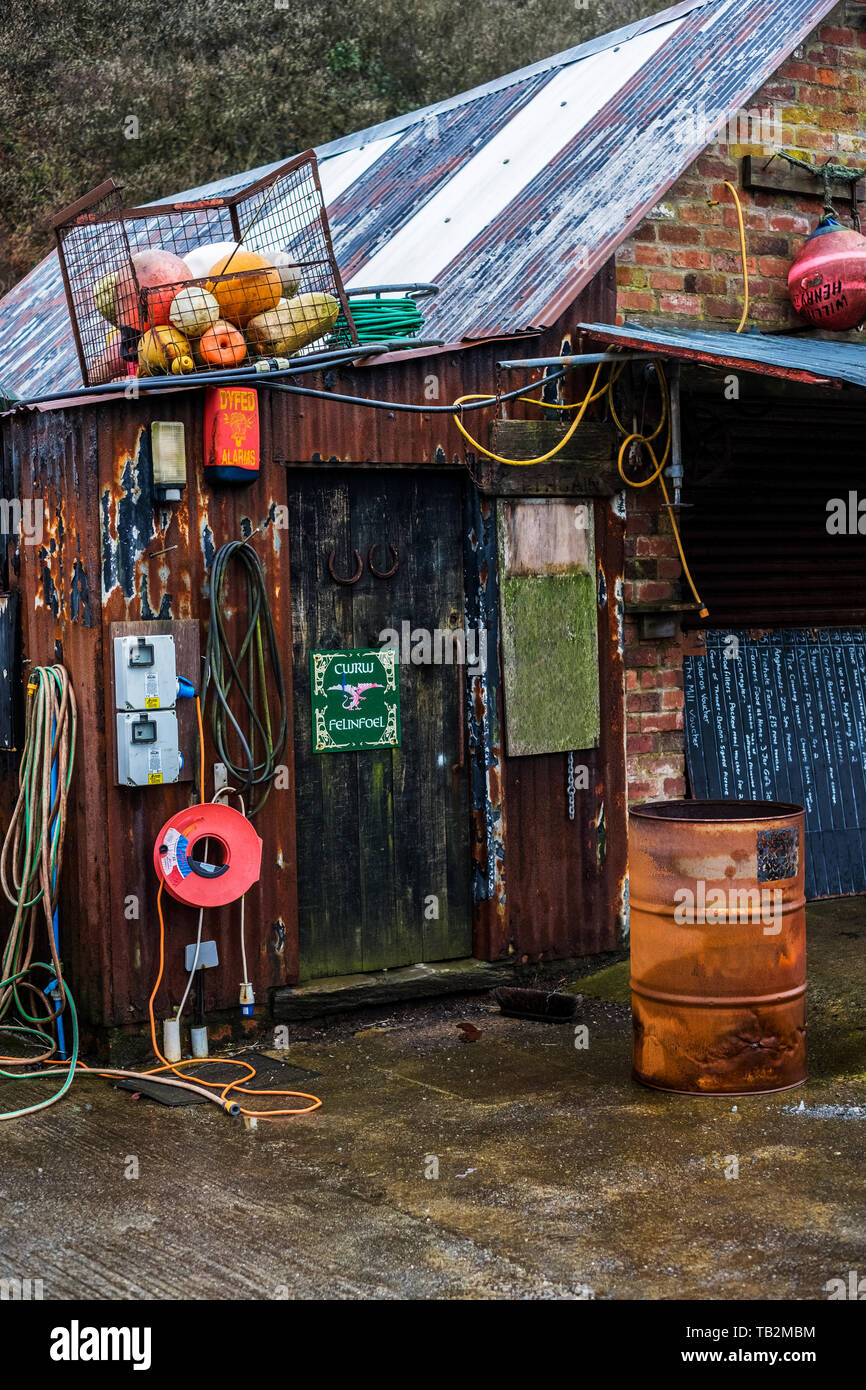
xmin=0 ymin=898 xmax=863 ymax=1299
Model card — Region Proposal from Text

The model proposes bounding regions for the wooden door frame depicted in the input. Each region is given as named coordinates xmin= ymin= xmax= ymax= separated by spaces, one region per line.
xmin=285 ymin=465 xmax=474 ymax=979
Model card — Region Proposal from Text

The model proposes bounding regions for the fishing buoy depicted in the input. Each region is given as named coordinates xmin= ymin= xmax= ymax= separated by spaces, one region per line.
xmin=154 ymin=802 xmax=262 ymax=908
xmin=788 ymin=214 xmax=866 ymax=330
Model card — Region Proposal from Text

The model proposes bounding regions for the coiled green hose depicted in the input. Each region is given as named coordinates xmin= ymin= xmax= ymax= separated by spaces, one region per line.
xmin=202 ymin=540 xmax=288 ymax=817
xmin=0 ymin=665 xmax=79 ymax=1119
xmin=335 ymin=285 xmax=437 ymax=344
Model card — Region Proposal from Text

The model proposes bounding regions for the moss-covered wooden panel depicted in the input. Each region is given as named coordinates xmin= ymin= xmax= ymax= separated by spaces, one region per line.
xmin=498 ymin=501 xmax=599 ymax=756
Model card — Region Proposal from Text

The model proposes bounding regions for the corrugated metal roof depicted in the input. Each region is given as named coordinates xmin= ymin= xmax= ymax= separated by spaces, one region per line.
xmin=0 ymin=0 xmax=839 ymax=397
xmin=580 ymin=320 xmax=866 ymax=388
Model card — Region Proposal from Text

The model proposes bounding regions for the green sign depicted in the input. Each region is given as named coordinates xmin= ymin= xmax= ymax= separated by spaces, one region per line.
xmin=310 ymin=648 xmax=401 ymax=753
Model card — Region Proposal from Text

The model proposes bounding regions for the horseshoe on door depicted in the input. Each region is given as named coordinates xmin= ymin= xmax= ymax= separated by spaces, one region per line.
xmin=327 ymin=548 xmax=363 ymax=585
xmin=368 ymin=543 xmax=399 ymax=579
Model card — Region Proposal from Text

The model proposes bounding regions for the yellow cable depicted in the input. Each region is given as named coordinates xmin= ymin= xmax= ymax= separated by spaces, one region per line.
xmin=723 ymin=180 xmax=749 ymax=333
xmin=149 ymin=887 xmax=322 ymax=1119
xmin=450 ymin=344 xmax=708 ymax=615
xmin=451 ymin=359 xmax=609 ymax=465
xmin=195 ymin=695 xmax=206 ymax=806
xmin=658 ymin=472 xmax=709 ymax=619
xmin=613 ymin=362 xmax=708 ymax=618
xmin=139 ymin=715 xmax=324 ymax=1121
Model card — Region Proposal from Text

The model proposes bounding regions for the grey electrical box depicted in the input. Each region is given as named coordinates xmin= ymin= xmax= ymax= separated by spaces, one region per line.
xmin=116 ymin=710 xmax=181 ymax=786
xmin=113 ymin=634 xmax=177 ymax=711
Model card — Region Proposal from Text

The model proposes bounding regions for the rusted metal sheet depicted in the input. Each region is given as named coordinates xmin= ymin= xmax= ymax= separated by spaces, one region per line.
xmin=581 ymin=321 xmax=861 ymax=389
xmin=5 ymin=406 xmax=114 ymax=1027
xmin=455 ymin=0 xmax=838 ymax=339
xmin=0 ymin=273 xmax=629 ymax=1025
xmin=502 ymin=490 xmax=628 ymax=962
xmin=630 ymin=799 xmax=807 ymax=1095
xmin=464 ymin=483 xmax=507 ymax=960
xmin=5 ymin=393 xmax=298 ymax=1029
xmin=262 ymin=284 xmax=616 ymax=468
xmin=0 ymin=590 xmax=18 ymax=749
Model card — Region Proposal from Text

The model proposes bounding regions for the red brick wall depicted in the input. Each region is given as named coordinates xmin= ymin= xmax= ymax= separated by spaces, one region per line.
xmin=624 ymin=500 xmax=687 ymax=804
xmin=616 ymin=5 xmax=866 ymax=333
xmin=616 ymin=2 xmax=865 ymax=802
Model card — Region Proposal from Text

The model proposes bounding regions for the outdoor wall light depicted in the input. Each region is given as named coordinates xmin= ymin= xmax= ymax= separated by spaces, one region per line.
xmin=151 ymin=421 xmax=187 ymax=501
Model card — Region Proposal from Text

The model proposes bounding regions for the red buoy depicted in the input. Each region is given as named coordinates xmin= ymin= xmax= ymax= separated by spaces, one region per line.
xmin=788 ymin=215 xmax=866 ymax=330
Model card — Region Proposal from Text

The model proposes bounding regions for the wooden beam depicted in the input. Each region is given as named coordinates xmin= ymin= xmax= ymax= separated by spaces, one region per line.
xmin=743 ymin=154 xmax=865 ymax=204
xmin=479 ymin=420 xmax=620 ymax=495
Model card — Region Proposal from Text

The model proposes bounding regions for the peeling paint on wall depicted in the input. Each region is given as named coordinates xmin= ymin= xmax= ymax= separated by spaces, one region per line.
xmin=101 ymin=430 xmax=157 ymax=605
xmin=70 ymin=557 xmax=92 ymax=627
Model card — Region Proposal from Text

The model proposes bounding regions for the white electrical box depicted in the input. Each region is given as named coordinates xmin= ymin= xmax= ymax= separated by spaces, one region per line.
xmin=113 ymin=634 xmax=177 ymax=711
xmin=116 ymin=711 xmax=182 ymax=786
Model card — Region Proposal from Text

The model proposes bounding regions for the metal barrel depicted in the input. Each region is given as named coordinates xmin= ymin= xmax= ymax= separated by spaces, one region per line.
xmin=629 ymin=799 xmax=807 ymax=1096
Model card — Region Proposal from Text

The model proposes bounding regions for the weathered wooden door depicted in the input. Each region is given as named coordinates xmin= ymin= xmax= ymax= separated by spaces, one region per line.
xmin=286 ymin=469 xmax=472 ymax=978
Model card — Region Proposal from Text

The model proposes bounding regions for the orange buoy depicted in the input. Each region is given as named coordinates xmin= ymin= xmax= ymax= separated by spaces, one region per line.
xmin=205 ymin=250 xmax=282 ymax=328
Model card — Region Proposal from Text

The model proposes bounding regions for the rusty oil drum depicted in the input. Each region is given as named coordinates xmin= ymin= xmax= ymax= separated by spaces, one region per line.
xmin=629 ymin=800 xmax=806 ymax=1096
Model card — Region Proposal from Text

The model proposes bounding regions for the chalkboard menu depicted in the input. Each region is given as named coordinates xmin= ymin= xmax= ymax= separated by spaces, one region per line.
xmin=684 ymin=630 xmax=866 ymax=899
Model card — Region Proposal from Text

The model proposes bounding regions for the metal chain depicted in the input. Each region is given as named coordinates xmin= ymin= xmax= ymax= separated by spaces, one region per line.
xmin=567 ymin=752 xmax=576 ymax=822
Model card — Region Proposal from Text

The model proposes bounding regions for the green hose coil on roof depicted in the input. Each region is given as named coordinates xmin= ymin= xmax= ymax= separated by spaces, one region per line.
xmin=335 ymin=284 xmax=438 ymax=345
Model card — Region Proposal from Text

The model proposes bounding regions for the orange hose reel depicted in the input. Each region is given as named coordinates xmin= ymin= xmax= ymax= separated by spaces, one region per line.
xmin=154 ymin=802 xmax=262 ymax=908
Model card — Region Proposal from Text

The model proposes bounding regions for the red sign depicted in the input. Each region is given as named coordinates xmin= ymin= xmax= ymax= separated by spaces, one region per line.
xmin=203 ymin=385 xmax=260 ymax=483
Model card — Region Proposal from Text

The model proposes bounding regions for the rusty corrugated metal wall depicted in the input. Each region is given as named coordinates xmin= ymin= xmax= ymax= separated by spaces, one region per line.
xmin=2 ymin=394 xmax=299 ymax=1033
xmin=0 ymin=268 xmax=626 ymax=1028
xmin=503 ymin=492 xmax=627 ymax=962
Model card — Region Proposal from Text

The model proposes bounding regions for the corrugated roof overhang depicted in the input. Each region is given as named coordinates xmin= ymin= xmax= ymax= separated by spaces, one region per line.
xmin=580 ymin=321 xmax=866 ymax=389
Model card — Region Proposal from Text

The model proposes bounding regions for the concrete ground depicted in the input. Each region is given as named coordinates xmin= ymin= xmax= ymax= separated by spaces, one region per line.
xmin=0 ymin=898 xmax=863 ymax=1300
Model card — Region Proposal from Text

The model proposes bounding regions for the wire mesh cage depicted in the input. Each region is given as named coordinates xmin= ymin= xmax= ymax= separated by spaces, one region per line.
xmin=53 ymin=152 xmax=357 ymax=387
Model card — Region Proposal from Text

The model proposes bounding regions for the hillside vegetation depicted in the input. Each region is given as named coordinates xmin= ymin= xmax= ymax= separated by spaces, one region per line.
xmin=0 ymin=0 xmax=660 ymax=291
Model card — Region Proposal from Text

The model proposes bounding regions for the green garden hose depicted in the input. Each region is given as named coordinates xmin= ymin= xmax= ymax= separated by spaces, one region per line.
xmin=0 ymin=665 xmax=79 ymax=1119
xmin=202 ymin=540 xmax=288 ymax=817
xmin=336 ymin=284 xmax=438 ymax=344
